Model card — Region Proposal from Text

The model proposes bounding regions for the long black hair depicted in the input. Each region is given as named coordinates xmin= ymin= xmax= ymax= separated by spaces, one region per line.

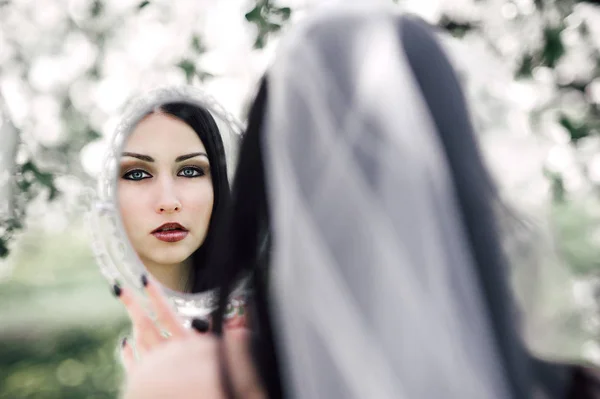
xmin=203 ymin=77 xmax=284 ymax=398
xmin=150 ymin=102 xmax=231 ymax=293
xmin=202 ymin=10 xmax=600 ymax=398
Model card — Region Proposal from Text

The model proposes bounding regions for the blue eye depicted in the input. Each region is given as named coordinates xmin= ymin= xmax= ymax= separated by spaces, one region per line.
xmin=123 ymin=169 xmax=152 ymax=181
xmin=178 ymin=167 xmax=204 ymax=178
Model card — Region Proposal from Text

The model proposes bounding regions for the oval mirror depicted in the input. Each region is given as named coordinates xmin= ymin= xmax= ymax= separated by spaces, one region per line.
xmin=88 ymin=85 xmax=247 ymax=325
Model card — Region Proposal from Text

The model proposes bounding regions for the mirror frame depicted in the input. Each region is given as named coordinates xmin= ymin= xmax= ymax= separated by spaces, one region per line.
xmin=88 ymin=85 xmax=246 ymax=320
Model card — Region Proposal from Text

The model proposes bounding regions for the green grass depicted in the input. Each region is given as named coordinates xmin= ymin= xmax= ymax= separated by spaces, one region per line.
xmin=0 ymin=222 xmax=130 ymax=399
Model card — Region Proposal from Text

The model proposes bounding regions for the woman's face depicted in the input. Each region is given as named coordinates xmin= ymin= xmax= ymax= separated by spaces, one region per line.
xmin=118 ymin=112 xmax=214 ymax=272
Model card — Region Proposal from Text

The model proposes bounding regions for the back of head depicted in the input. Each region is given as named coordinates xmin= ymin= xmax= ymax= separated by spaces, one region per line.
xmin=258 ymin=5 xmax=514 ymax=398
xmin=210 ymin=3 xmax=557 ymax=398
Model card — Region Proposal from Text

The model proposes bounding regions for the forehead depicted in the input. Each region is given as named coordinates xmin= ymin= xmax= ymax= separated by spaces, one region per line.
xmin=124 ymin=112 xmax=206 ymax=153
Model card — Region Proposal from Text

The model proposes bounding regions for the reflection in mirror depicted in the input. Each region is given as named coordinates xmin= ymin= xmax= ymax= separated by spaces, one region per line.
xmin=89 ymin=85 xmax=245 ymax=322
xmin=118 ymin=103 xmax=228 ymax=293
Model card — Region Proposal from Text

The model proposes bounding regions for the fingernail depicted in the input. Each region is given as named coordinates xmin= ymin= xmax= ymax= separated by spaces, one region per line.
xmin=121 ymin=337 xmax=127 ymax=348
xmin=112 ymin=284 xmax=122 ymax=297
xmin=191 ymin=318 xmax=209 ymax=333
xmin=141 ymin=274 xmax=148 ymax=287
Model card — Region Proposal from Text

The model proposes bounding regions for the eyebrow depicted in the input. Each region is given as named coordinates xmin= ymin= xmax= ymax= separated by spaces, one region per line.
xmin=122 ymin=152 xmax=154 ymax=162
xmin=121 ymin=152 xmax=208 ymax=163
xmin=175 ymin=152 xmax=209 ymax=162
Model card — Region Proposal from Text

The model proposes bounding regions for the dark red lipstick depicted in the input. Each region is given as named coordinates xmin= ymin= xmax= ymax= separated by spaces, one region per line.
xmin=151 ymin=222 xmax=188 ymax=243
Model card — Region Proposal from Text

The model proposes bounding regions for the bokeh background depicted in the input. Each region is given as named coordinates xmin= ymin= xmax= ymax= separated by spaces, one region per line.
xmin=0 ymin=0 xmax=599 ymax=397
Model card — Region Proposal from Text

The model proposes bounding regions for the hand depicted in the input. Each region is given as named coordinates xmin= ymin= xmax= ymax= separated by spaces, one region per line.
xmin=113 ymin=274 xmax=211 ymax=373
xmin=122 ymin=325 xmax=265 ymax=399
xmin=113 ymin=275 xmax=264 ymax=398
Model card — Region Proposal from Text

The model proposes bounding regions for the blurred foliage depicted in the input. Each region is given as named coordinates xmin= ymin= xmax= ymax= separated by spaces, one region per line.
xmin=0 ymin=325 xmax=128 ymax=399
xmin=1 ymin=0 xmax=596 ymax=262
xmin=0 ymin=221 xmax=128 ymax=398
xmin=0 ymin=0 xmax=599 ymax=397
xmin=552 ymin=200 xmax=600 ymax=276
xmin=244 ymin=0 xmax=291 ymax=49
xmin=0 ymin=1 xmax=292 ymax=397
xmin=434 ymin=0 xmax=599 ymax=278
xmin=0 ymin=0 xmax=293 ymax=260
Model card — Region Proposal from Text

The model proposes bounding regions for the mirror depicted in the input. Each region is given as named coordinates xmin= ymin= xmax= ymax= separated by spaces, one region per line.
xmin=88 ymin=85 xmax=246 ymax=323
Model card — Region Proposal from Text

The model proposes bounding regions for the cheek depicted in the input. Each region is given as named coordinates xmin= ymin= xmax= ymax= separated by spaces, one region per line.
xmin=181 ymin=180 xmax=214 ymax=216
xmin=118 ymin=185 xmax=148 ymax=234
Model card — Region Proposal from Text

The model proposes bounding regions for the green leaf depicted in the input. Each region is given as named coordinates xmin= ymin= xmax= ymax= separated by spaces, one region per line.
xmin=542 ymin=26 xmax=565 ymax=68
xmin=579 ymin=21 xmax=589 ymax=37
xmin=36 ymin=173 xmax=60 ymax=201
xmin=559 ymin=114 xmax=589 ymax=142
xmin=543 ymin=169 xmax=566 ymax=203
xmin=177 ymin=60 xmax=196 ymax=83
xmin=438 ymin=15 xmax=476 ymax=39
xmin=254 ymin=34 xmax=266 ymax=49
xmin=0 ymin=238 xmax=8 ymax=258
xmin=17 ymin=179 xmax=32 ymax=192
xmin=274 ymin=7 xmax=291 ymax=21
xmin=196 ymin=71 xmax=214 ymax=82
xmin=90 ymin=0 xmax=103 ymax=18
xmin=37 ymin=171 xmax=54 ymax=189
xmin=88 ymin=64 xmax=101 ymax=79
xmin=86 ymin=129 xmax=102 ymax=142
xmin=244 ymin=2 xmax=291 ymax=49
xmin=245 ymin=6 xmax=262 ymax=23
xmin=191 ymin=36 xmax=206 ymax=54
xmin=268 ymin=23 xmax=282 ymax=33
xmin=516 ymin=54 xmax=534 ymax=79
xmin=138 ymin=0 xmax=150 ymax=9
xmin=17 ymin=161 xmax=60 ymax=202
xmin=48 ymin=186 xmax=60 ymax=201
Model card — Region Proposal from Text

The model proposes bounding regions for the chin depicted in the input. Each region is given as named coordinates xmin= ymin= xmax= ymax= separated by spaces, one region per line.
xmin=141 ymin=235 xmax=204 ymax=263
xmin=149 ymin=248 xmax=194 ymax=266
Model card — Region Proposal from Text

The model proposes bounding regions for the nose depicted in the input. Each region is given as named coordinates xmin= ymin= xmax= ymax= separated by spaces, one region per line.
xmin=155 ymin=179 xmax=181 ymax=214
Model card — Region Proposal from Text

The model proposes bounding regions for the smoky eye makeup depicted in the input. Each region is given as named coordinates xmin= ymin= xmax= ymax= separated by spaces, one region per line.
xmin=177 ymin=166 xmax=205 ymax=178
xmin=122 ymin=169 xmax=152 ymax=181
xmin=120 ymin=165 xmax=153 ymax=181
xmin=177 ymin=161 xmax=211 ymax=178
xmin=119 ymin=159 xmax=153 ymax=180
xmin=118 ymin=160 xmax=210 ymax=180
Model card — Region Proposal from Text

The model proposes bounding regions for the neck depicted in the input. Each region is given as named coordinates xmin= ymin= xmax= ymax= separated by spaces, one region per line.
xmin=143 ymin=260 xmax=191 ymax=292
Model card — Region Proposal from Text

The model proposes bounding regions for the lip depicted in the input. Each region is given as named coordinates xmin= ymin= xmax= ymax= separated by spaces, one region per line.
xmin=152 ymin=222 xmax=188 ymax=234
xmin=151 ymin=222 xmax=189 ymax=243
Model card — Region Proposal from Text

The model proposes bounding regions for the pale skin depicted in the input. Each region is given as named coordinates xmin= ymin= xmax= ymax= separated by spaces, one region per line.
xmin=116 ymin=275 xmax=264 ymax=399
xmin=116 ymin=112 xmax=262 ymax=397
xmin=118 ymin=112 xmax=214 ymax=291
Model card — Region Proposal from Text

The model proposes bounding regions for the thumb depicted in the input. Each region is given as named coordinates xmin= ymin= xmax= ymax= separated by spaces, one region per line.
xmin=120 ymin=336 xmax=136 ymax=375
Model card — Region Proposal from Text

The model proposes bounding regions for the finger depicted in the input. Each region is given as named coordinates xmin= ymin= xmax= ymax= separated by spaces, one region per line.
xmin=223 ymin=298 xmax=249 ymax=331
xmin=141 ymin=274 xmax=189 ymax=339
xmin=113 ymin=284 xmax=164 ymax=353
xmin=120 ymin=337 xmax=136 ymax=374
xmin=191 ymin=318 xmax=210 ymax=334
xmin=225 ymin=308 xmax=248 ymax=330
xmin=223 ymin=328 xmax=264 ymax=398
xmin=225 ymin=315 xmax=247 ymax=330
xmin=208 ymin=301 xmax=248 ymax=333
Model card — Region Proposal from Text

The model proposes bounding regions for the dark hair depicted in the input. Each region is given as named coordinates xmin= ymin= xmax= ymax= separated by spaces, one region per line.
xmin=202 ymin=14 xmax=596 ymax=399
xmin=151 ymin=102 xmax=231 ymax=293
xmin=204 ymin=77 xmax=284 ymax=399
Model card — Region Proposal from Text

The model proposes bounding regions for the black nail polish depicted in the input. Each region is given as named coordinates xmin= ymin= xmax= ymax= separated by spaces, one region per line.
xmin=112 ymin=284 xmax=122 ymax=297
xmin=141 ymin=274 xmax=148 ymax=287
xmin=191 ymin=318 xmax=209 ymax=333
